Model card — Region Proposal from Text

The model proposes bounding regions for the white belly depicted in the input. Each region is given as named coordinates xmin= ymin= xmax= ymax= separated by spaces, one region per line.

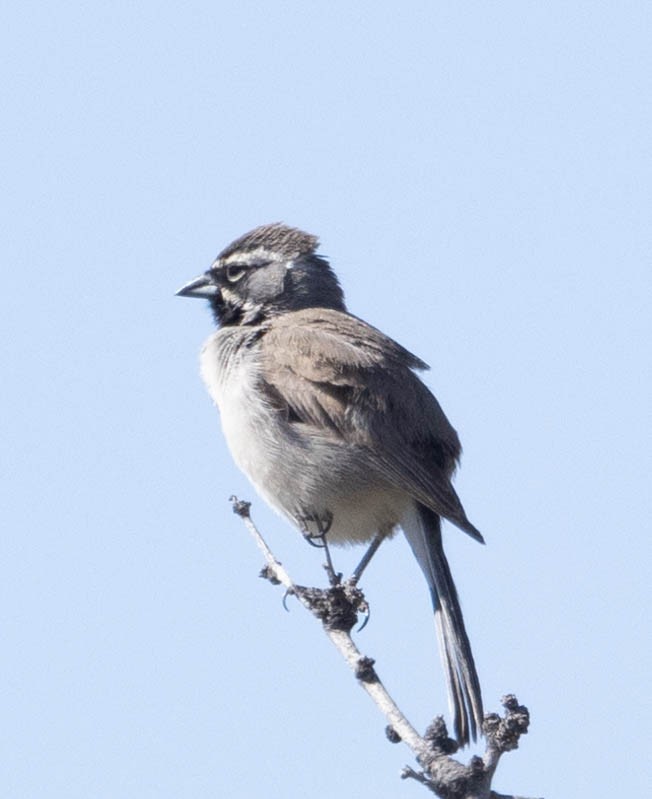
xmin=200 ymin=330 xmax=409 ymax=545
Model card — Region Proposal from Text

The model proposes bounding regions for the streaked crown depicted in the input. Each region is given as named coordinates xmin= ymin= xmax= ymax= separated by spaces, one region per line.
xmin=217 ymin=223 xmax=319 ymax=264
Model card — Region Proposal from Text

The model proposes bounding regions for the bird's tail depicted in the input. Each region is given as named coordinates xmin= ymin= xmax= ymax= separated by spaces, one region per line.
xmin=402 ymin=504 xmax=484 ymax=746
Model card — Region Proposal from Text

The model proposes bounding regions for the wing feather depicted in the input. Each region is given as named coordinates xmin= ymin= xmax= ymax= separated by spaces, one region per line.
xmin=260 ymin=308 xmax=483 ymax=541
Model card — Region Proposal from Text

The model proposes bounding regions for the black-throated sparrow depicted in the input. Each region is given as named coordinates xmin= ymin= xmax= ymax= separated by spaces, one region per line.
xmin=177 ymin=223 xmax=484 ymax=745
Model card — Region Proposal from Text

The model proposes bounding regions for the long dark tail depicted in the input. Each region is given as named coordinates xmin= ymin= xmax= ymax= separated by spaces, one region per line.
xmin=402 ymin=504 xmax=484 ymax=746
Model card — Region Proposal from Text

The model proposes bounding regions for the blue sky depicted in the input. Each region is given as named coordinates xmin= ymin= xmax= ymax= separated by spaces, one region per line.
xmin=2 ymin=3 xmax=650 ymax=797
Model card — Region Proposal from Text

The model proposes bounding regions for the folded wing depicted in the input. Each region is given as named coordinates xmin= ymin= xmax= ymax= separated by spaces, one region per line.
xmin=260 ymin=308 xmax=483 ymax=542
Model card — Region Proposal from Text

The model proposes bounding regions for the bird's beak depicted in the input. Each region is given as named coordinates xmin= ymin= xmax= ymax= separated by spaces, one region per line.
xmin=175 ymin=272 xmax=220 ymax=299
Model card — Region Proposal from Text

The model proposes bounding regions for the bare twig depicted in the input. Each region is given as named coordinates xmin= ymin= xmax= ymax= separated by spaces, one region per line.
xmin=230 ymin=497 xmax=540 ymax=799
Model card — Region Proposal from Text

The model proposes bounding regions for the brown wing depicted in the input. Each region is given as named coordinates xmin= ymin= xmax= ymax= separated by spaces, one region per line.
xmin=260 ymin=308 xmax=483 ymax=541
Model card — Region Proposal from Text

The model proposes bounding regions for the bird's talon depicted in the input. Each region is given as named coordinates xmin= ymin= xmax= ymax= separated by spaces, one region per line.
xmin=303 ymin=531 xmax=326 ymax=548
xmin=356 ymin=606 xmax=371 ymax=631
xmin=282 ymin=588 xmax=296 ymax=612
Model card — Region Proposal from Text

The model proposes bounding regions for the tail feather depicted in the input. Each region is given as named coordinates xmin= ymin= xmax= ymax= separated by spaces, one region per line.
xmin=403 ymin=503 xmax=484 ymax=746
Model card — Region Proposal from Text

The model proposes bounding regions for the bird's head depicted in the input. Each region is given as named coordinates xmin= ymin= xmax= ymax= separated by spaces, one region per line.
xmin=176 ymin=223 xmax=346 ymax=326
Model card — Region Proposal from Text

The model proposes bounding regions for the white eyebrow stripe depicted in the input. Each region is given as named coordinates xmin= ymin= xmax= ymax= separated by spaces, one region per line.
xmin=222 ymin=246 xmax=284 ymax=266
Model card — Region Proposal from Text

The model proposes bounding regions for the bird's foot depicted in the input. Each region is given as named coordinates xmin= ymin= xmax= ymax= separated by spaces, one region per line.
xmin=299 ymin=511 xmax=341 ymax=586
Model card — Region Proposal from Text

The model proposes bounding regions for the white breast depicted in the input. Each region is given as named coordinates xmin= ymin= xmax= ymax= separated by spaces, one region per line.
xmin=199 ymin=328 xmax=408 ymax=545
xmin=200 ymin=330 xmax=276 ymax=487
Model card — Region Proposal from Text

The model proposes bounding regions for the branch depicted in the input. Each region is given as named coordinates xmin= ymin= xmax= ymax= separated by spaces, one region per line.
xmin=230 ymin=498 xmax=540 ymax=799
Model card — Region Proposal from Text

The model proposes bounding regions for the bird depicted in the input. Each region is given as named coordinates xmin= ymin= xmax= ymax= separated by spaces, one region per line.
xmin=177 ymin=223 xmax=484 ymax=745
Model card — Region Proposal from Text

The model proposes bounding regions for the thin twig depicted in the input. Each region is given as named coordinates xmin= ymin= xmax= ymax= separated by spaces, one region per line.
xmin=230 ymin=496 xmax=427 ymax=758
xmin=230 ymin=497 xmax=539 ymax=799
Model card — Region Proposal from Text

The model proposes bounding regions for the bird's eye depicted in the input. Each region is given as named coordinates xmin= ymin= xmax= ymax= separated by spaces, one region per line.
xmin=225 ymin=264 xmax=247 ymax=283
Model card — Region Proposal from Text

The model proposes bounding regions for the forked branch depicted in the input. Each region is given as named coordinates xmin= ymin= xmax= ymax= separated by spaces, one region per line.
xmin=230 ymin=497 xmax=540 ymax=799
